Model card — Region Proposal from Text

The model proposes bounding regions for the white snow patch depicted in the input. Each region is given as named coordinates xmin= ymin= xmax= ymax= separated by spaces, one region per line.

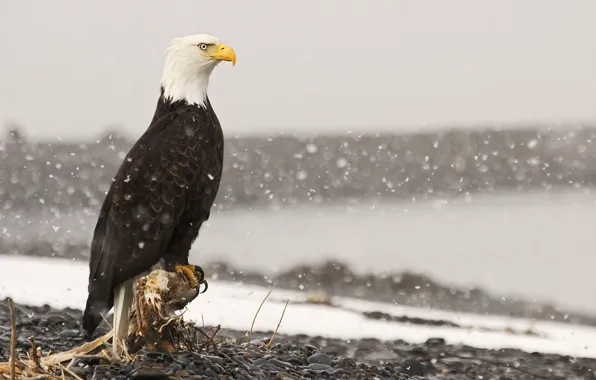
xmin=1 ymin=255 xmax=596 ymax=358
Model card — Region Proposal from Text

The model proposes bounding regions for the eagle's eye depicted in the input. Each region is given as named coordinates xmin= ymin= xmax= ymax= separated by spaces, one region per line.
xmin=198 ymin=43 xmax=208 ymax=51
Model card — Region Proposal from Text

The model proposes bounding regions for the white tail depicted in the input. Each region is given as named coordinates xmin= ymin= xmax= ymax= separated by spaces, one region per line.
xmin=112 ymin=260 xmax=166 ymax=351
xmin=112 ymin=276 xmax=136 ymax=350
xmin=112 ymin=260 xmax=165 ymax=351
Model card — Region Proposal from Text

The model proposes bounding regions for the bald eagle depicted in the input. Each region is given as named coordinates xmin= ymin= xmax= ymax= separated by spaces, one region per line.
xmin=82 ymin=34 xmax=236 ymax=345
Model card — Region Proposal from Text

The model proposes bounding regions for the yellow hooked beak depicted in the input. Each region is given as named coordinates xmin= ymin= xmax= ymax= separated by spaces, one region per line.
xmin=203 ymin=43 xmax=236 ymax=66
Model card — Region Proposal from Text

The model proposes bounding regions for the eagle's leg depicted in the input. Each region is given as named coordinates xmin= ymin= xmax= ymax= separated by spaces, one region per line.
xmin=174 ymin=264 xmax=208 ymax=294
xmin=175 ymin=265 xmax=199 ymax=288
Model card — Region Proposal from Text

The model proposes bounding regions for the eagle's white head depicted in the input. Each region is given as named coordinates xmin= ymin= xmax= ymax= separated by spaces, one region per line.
xmin=161 ymin=34 xmax=236 ymax=107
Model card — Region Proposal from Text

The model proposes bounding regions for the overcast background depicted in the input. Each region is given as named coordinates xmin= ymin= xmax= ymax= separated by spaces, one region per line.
xmin=0 ymin=0 xmax=595 ymax=140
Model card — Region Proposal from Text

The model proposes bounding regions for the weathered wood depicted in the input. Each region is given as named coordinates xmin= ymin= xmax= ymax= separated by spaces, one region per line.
xmin=127 ymin=269 xmax=202 ymax=353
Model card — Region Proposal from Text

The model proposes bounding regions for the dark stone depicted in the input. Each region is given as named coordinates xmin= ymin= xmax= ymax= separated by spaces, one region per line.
xmin=200 ymin=354 xmax=224 ymax=365
xmin=268 ymin=358 xmax=293 ymax=369
xmin=252 ymin=357 xmax=269 ymax=366
xmin=144 ymin=352 xmax=173 ymax=364
xmin=337 ymin=357 xmax=357 ymax=368
xmin=2 ymin=299 xmax=596 ymax=379
xmin=284 ymin=357 xmax=304 ymax=366
xmin=307 ymin=353 xmax=333 ymax=366
xmin=331 ymin=368 xmax=352 ymax=376
xmin=425 ymin=337 xmax=446 ymax=346
xmin=400 ymin=359 xmax=427 ymax=376
xmin=307 ymin=363 xmax=333 ymax=372
xmin=58 ymin=329 xmax=80 ymax=338
xmin=129 ymin=367 xmax=169 ymax=379
xmin=408 ymin=344 xmax=429 ymax=355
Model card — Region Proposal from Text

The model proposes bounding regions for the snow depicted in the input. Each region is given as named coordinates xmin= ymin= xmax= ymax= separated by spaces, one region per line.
xmin=2 ymin=255 xmax=596 ymax=358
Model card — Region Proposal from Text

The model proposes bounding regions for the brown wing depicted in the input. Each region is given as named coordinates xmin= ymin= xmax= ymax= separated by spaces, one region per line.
xmin=83 ymin=110 xmax=207 ymax=336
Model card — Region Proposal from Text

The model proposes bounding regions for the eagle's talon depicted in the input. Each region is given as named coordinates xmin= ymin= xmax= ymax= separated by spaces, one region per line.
xmin=175 ymin=265 xmax=199 ymax=288
xmin=193 ymin=265 xmax=205 ymax=283
xmin=199 ymin=279 xmax=209 ymax=294
xmin=175 ymin=264 xmax=208 ymax=295
xmin=193 ymin=265 xmax=208 ymax=294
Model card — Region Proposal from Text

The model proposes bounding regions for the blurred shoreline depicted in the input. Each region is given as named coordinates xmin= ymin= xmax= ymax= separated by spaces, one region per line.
xmin=2 ymin=122 xmax=596 ymax=212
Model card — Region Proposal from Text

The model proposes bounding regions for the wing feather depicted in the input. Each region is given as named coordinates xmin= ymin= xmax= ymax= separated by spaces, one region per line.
xmin=83 ymin=104 xmax=220 ymax=338
xmin=88 ymin=111 xmax=207 ymax=293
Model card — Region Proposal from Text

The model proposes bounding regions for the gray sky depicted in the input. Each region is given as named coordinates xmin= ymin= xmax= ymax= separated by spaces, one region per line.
xmin=1 ymin=0 xmax=595 ymax=141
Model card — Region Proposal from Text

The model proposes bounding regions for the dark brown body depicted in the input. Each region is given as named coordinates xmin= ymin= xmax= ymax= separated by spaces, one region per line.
xmin=82 ymin=90 xmax=224 ymax=338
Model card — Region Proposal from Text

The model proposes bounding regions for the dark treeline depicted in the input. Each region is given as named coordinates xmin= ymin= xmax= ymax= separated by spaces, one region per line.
xmin=1 ymin=123 xmax=596 ymax=212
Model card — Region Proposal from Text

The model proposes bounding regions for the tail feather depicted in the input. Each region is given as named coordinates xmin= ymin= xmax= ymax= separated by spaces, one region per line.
xmin=103 ymin=260 xmax=165 ymax=350
xmin=112 ymin=276 xmax=137 ymax=347
xmin=82 ymin=292 xmax=112 ymax=339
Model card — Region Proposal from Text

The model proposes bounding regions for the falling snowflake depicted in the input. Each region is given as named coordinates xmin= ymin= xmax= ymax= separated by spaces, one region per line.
xmin=527 ymin=139 xmax=538 ymax=149
xmin=296 ymin=170 xmax=308 ymax=180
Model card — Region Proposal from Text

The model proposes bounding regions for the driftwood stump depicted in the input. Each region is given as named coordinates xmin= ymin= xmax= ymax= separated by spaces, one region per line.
xmin=126 ymin=268 xmax=204 ymax=353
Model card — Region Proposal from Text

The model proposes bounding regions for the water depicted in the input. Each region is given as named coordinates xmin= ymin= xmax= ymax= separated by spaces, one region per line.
xmin=3 ymin=189 xmax=596 ymax=315
xmin=197 ymin=190 xmax=596 ymax=315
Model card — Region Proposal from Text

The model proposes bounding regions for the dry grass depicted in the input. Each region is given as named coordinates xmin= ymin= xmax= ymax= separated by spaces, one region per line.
xmin=7 ymin=298 xmax=15 ymax=380
xmin=0 ymin=309 xmax=113 ymax=380
xmin=0 ymin=300 xmax=226 ymax=380
xmin=171 ymin=320 xmax=223 ymax=354
xmin=248 ymin=285 xmax=276 ymax=345
xmin=245 ymin=286 xmax=291 ymax=350
xmin=266 ymin=299 xmax=289 ymax=349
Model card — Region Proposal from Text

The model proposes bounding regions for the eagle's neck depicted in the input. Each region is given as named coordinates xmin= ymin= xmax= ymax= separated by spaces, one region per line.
xmin=152 ymin=87 xmax=214 ymax=121
xmin=160 ymin=59 xmax=216 ymax=108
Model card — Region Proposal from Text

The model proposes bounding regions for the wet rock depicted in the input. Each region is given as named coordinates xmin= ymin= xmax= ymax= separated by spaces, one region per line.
xmin=364 ymin=350 xmax=400 ymax=361
xmin=425 ymin=337 xmax=446 ymax=346
xmin=200 ymin=354 xmax=224 ymax=365
xmin=129 ymin=367 xmax=169 ymax=379
xmin=400 ymin=359 xmax=427 ymax=376
xmin=307 ymin=363 xmax=333 ymax=372
xmin=268 ymin=358 xmax=293 ymax=369
xmin=2 ymin=300 xmax=596 ymax=379
xmin=252 ymin=357 xmax=269 ymax=366
xmin=58 ymin=328 xmax=80 ymax=338
xmin=307 ymin=352 xmax=333 ymax=366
